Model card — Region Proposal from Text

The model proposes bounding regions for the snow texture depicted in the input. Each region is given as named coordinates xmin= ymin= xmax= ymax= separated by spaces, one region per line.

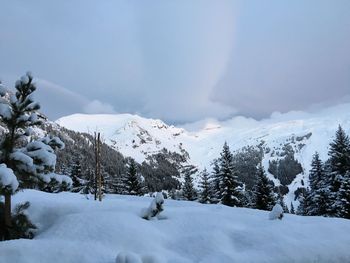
xmin=0 ymin=84 xmax=8 ymax=96
xmin=0 ymin=163 xmax=19 ymax=193
xmin=0 ymin=102 xmax=12 ymax=119
xmin=269 ymin=204 xmax=284 ymax=220
xmin=1 ymin=190 xmax=350 ymax=263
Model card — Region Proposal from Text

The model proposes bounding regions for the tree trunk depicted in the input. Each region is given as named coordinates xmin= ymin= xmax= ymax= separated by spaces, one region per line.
xmin=94 ymin=132 xmax=98 ymax=201
xmin=4 ymin=194 xmax=12 ymax=240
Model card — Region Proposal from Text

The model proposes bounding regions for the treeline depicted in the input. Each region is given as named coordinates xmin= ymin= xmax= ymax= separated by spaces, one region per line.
xmin=182 ymin=125 xmax=350 ymax=220
xmin=53 ymin=129 xmax=186 ymax=196
xmin=178 ymin=142 xmax=288 ymax=213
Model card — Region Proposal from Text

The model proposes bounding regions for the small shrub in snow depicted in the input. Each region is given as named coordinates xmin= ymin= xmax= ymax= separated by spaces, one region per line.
xmin=142 ymin=192 xmax=164 ymax=220
xmin=116 ymin=251 xmax=142 ymax=263
xmin=269 ymin=204 xmax=284 ymax=220
xmin=141 ymin=255 xmax=162 ymax=263
xmin=116 ymin=252 xmax=161 ymax=263
xmin=10 ymin=201 xmax=37 ymax=239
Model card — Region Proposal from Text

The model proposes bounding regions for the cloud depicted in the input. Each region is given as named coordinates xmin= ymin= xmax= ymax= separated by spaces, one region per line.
xmin=83 ymin=100 xmax=116 ymax=114
xmin=134 ymin=0 xmax=237 ymax=122
xmin=34 ymin=79 xmax=115 ymax=120
xmin=1 ymin=1 xmax=350 ymax=123
xmin=211 ymin=0 xmax=350 ymax=119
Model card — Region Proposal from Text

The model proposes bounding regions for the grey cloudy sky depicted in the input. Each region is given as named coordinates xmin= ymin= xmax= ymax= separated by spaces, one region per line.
xmin=1 ymin=0 xmax=350 ymax=123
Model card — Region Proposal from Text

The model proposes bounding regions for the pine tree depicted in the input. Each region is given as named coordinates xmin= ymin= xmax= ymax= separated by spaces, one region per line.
xmin=307 ymin=152 xmax=328 ymax=216
xmin=0 ymin=74 xmax=41 ymax=239
xmin=198 ymin=168 xmax=211 ymax=204
xmin=71 ymin=158 xmax=84 ymax=192
xmin=182 ymin=165 xmax=197 ymax=201
xmin=327 ymin=126 xmax=350 ymax=216
xmin=253 ymin=163 xmax=276 ymax=211
xmin=297 ymin=190 xmax=311 ymax=215
xmin=81 ymin=168 xmax=95 ymax=197
xmin=0 ymin=73 xmax=69 ymax=240
xmin=335 ymin=171 xmax=350 ymax=219
xmin=328 ymin=125 xmax=350 ymax=176
xmin=278 ymin=193 xmax=289 ymax=213
xmin=210 ymin=159 xmax=221 ymax=203
xmin=290 ymin=202 xmax=295 ymax=214
xmin=218 ymin=142 xmax=243 ymax=207
xmin=125 ymin=159 xmax=142 ymax=196
xmin=309 ymin=152 xmax=324 ymax=190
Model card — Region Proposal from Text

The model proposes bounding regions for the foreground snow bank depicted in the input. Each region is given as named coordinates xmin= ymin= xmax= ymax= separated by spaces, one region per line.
xmin=1 ymin=190 xmax=350 ymax=263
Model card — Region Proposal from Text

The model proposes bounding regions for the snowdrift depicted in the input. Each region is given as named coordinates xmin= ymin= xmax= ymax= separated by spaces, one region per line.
xmin=1 ymin=190 xmax=350 ymax=263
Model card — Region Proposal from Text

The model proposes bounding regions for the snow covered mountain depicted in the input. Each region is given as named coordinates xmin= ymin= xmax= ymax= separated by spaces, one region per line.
xmin=57 ymin=104 xmax=350 ymax=165
xmin=56 ymin=103 xmax=350 ymax=201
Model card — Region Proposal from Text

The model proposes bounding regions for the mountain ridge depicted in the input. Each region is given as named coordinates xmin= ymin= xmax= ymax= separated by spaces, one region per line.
xmin=56 ymin=103 xmax=350 ymax=206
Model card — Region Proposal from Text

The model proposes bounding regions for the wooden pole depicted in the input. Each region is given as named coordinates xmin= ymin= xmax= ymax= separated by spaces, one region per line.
xmin=97 ymin=133 xmax=102 ymax=201
xmin=94 ymin=132 xmax=98 ymax=201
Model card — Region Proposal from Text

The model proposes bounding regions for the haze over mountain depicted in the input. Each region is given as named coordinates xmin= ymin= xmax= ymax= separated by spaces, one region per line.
xmin=1 ymin=1 xmax=350 ymax=123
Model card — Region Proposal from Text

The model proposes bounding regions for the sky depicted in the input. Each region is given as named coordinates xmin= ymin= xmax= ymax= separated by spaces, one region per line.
xmin=1 ymin=0 xmax=350 ymax=124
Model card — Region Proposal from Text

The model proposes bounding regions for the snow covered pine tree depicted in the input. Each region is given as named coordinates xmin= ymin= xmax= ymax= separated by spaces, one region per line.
xmin=328 ymin=125 xmax=350 ymax=217
xmin=217 ymin=142 xmax=243 ymax=207
xmin=253 ymin=163 xmax=276 ymax=211
xmin=0 ymin=73 xmax=71 ymax=240
xmin=182 ymin=165 xmax=198 ymax=201
xmin=124 ymin=158 xmax=142 ymax=196
xmin=198 ymin=168 xmax=212 ymax=204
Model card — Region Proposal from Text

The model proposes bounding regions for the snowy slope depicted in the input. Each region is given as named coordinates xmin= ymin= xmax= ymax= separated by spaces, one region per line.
xmin=56 ymin=113 xmax=189 ymax=163
xmin=1 ymin=190 xmax=350 ymax=263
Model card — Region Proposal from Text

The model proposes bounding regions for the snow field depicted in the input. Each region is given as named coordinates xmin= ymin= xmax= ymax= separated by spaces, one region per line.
xmin=1 ymin=190 xmax=350 ymax=263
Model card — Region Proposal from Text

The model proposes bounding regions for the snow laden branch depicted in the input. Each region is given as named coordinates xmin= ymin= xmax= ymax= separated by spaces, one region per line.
xmin=0 ymin=164 xmax=18 ymax=195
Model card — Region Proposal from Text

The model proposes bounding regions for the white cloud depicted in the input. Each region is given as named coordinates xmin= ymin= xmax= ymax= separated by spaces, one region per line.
xmin=34 ymin=78 xmax=116 ymax=119
xmin=83 ymin=100 xmax=116 ymax=114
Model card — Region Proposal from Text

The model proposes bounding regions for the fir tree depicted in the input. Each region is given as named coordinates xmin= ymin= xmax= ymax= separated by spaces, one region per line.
xmin=307 ymin=152 xmax=328 ymax=216
xmin=327 ymin=126 xmax=350 ymax=216
xmin=0 ymin=73 xmax=44 ymax=239
xmin=218 ymin=142 xmax=243 ymax=207
xmin=309 ymin=152 xmax=324 ymax=190
xmin=210 ymin=159 xmax=221 ymax=203
xmin=253 ymin=163 xmax=276 ymax=211
xmin=125 ymin=159 xmax=142 ymax=196
xmin=81 ymin=168 xmax=95 ymax=197
xmin=290 ymin=202 xmax=295 ymax=214
xmin=182 ymin=165 xmax=197 ymax=201
xmin=335 ymin=171 xmax=350 ymax=219
xmin=71 ymin=158 xmax=84 ymax=192
xmin=328 ymin=125 xmax=350 ymax=176
xmin=278 ymin=193 xmax=289 ymax=213
xmin=0 ymin=73 xmax=69 ymax=240
xmin=297 ymin=190 xmax=312 ymax=215
xmin=198 ymin=168 xmax=211 ymax=204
